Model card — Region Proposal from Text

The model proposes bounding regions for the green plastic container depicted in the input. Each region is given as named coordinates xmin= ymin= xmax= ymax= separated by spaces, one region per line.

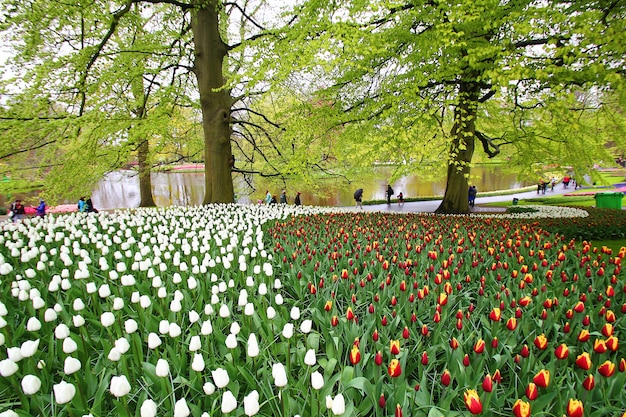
xmin=594 ymin=192 xmax=624 ymax=209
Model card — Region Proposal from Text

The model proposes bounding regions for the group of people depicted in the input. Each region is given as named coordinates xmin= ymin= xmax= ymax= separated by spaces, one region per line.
xmin=7 ymin=199 xmax=46 ymax=222
xmin=77 ymin=197 xmax=98 ymax=213
xmin=353 ymin=185 xmax=406 ymax=210
xmin=263 ymin=190 xmax=302 ymax=206
xmin=537 ymin=176 xmax=578 ymax=194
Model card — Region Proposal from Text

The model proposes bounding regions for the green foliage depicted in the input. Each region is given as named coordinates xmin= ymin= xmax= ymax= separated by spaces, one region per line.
xmin=244 ymin=0 xmax=626 ymax=211
xmin=530 ymin=207 xmax=626 ymax=240
xmin=505 ymin=206 xmax=539 ymax=214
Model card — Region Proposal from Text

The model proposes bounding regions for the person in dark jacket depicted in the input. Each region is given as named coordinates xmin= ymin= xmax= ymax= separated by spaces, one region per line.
xmin=386 ymin=184 xmax=394 ymax=204
xmin=10 ymin=199 xmax=26 ymax=222
xmin=354 ymin=188 xmax=363 ymax=209
xmin=294 ymin=192 xmax=302 ymax=206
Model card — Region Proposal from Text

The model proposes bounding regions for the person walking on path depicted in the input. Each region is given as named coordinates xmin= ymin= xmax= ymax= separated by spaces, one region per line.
xmin=468 ymin=186 xmax=477 ymax=207
xmin=397 ymin=192 xmax=404 ymax=207
xmin=264 ymin=190 xmax=272 ymax=204
xmin=294 ymin=192 xmax=301 ymax=206
xmin=386 ymin=184 xmax=394 ymax=204
xmin=354 ymin=188 xmax=364 ymax=209
xmin=280 ymin=190 xmax=287 ymax=204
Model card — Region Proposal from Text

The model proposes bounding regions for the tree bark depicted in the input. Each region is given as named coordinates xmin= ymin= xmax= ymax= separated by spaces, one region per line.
xmin=191 ymin=1 xmax=235 ymax=204
xmin=435 ymin=80 xmax=480 ymax=214
xmin=137 ymin=138 xmax=156 ymax=207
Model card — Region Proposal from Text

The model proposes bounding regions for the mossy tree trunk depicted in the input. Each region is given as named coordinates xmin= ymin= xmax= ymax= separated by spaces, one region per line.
xmin=191 ymin=1 xmax=235 ymax=204
xmin=436 ymin=80 xmax=479 ymax=214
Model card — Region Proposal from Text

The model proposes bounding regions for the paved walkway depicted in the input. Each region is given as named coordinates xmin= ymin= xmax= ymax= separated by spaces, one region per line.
xmin=357 ymin=185 xmax=579 ymax=213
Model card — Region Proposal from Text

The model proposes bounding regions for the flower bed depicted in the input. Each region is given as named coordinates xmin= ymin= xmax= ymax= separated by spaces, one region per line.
xmin=0 ymin=205 xmax=624 ymax=417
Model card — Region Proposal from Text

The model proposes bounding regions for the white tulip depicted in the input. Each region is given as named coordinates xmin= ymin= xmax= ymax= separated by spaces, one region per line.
xmin=238 ymin=289 xmax=248 ymax=306
xmin=266 ymin=306 xmax=276 ymax=320
xmin=148 ymin=333 xmax=162 ymax=349
xmin=219 ymin=304 xmax=230 ymax=318
xmin=139 ymin=295 xmax=151 ymax=308
xmin=244 ymin=303 xmax=254 ymax=316
xmin=300 ymin=319 xmax=313 ymax=334
xmin=64 ymin=357 xmax=82 ymax=374
xmin=170 ymin=299 xmax=182 ymax=313
xmin=201 ymin=320 xmax=213 ymax=335
xmin=20 ymin=339 xmax=40 ymax=357
xmin=174 ymin=398 xmax=190 ymax=417
xmin=189 ymin=310 xmax=200 ymax=323
xmin=247 ymin=333 xmax=259 ymax=358
xmin=155 ymin=359 xmax=169 ymax=377
xmin=115 ymin=338 xmax=130 ymax=354
xmin=121 ymin=275 xmax=135 ymax=286
xmin=124 ymin=319 xmax=138 ymax=334
xmin=98 ymin=284 xmax=111 ymax=298
xmin=54 ymin=323 xmax=70 ymax=339
xmin=203 ymin=381 xmax=216 ymax=395
xmin=6 ymin=348 xmax=22 ymax=364
xmin=73 ymin=298 xmax=85 ymax=311
xmin=21 ymin=374 xmax=41 ymax=395
xmin=221 ymin=391 xmax=237 ymax=414
xmin=63 ymin=337 xmax=78 ymax=353
xmin=243 ymin=390 xmax=260 ymax=416
xmin=110 ymin=375 xmax=131 ymax=398
xmin=326 ymin=395 xmax=334 ymax=410
xmin=331 ymin=394 xmax=346 ymax=416
xmin=282 ymin=323 xmax=294 ymax=339
xmin=113 ymin=298 xmax=124 ymax=310
xmin=212 ymin=367 xmax=229 ymax=388
xmin=140 ymin=399 xmax=157 ymax=417
xmin=230 ymin=322 xmax=241 ymax=335
xmin=32 ymin=297 xmax=45 ymax=310
xmin=44 ymin=308 xmax=57 ymax=322
xmin=0 ymin=359 xmax=18 ymax=377
xmin=273 ymin=278 xmax=282 ymax=289
xmin=100 ymin=312 xmax=115 ymax=328
xmin=272 ymin=363 xmax=288 ymax=387
xmin=169 ymin=323 xmax=182 ymax=338
xmin=275 ymin=294 xmax=284 ymax=305
xmin=0 ymin=411 xmax=19 ymax=417
xmin=204 ymin=304 xmax=214 ymax=315
xmin=258 ymin=283 xmax=267 ymax=295
xmin=225 ymin=333 xmax=237 ymax=349
xmin=191 ymin=353 xmax=205 ymax=372
xmin=304 ymin=349 xmax=316 ymax=366
xmin=290 ymin=306 xmax=300 ymax=320
xmin=311 ymin=371 xmax=324 ymax=390
xmin=86 ymin=282 xmax=97 ymax=294
xmin=73 ymin=315 xmax=85 ymax=328
xmin=53 ymin=381 xmax=76 ymax=404
xmin=108 ymin=347 xmax=121 ymax=361
xmin=159 ymin=320 xmax=170 ymax=334
xmin=189 ymin=335 xmax=201 ymax=352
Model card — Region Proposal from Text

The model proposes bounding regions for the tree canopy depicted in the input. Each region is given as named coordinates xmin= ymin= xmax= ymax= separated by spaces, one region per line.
xmin=249 ymin=0 xmax=626 ymax=213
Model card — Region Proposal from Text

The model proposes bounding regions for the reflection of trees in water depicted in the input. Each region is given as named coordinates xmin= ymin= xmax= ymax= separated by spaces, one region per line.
xmin=92 ymin=167 xmax=531 ymax=210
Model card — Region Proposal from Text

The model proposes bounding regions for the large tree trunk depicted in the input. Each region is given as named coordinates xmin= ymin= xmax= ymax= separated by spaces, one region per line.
xmin=191 ymin=1 xmax=235 ymax=204
xmin=435 ymin=80 xmax=480 ymax=214
xmin=137 ymin=139 xmax=155 ymax=207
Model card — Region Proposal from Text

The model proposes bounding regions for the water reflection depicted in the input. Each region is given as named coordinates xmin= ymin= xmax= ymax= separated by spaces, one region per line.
xmin=91 ymin=166 xmax=529 ymax=210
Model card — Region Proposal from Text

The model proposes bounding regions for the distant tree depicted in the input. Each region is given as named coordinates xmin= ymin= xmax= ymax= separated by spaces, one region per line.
xmin=257 ymin=0 xmax=626 ymax=213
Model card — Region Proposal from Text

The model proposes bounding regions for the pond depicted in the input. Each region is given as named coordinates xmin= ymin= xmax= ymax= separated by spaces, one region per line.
xmin=90 ymin=165 xmax=531 ymax=210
